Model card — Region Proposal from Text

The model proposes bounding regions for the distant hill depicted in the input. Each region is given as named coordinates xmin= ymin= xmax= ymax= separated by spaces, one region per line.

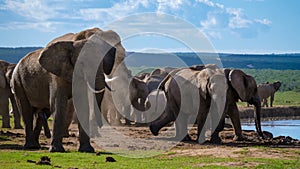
xmin=126 ymin=52 xmax=300 ymax=70
xmin=0 ymin=47 xmax=299 ymax=70
xmin=0 ymin=47 xmax=42 ymax=63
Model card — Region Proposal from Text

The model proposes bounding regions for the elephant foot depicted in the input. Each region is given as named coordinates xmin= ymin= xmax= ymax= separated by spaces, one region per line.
xmin=24 ymin=142 xmax=41 ymax=150
xmin=124 ymin=119 xmax=132 ymax=126
xmin=78 ymin=143 xmax=95 ymax=153
xmin=14 ymin=125 xmax=23 ymax=129
xmin=182 ymin=135 xmax=193 ymax=142
xmin=49 ymin=143 xmax=65 ymax=152
xmin=63 ymin=131 xmax=69 ymax=138
xmin=2 ymin=124 xmax=11 ymax=129
xmin=134 ymin=122 xmax=145 ymax=127
xmin=209 ymin=136 xmax=222 ymax=144
xmin=233 ymin=135 xmax=245 ymax=141
xmin=45 ymin=132 xmax=51 ymax=139
xmin=149 ymin=125 xmax=159 ymax=136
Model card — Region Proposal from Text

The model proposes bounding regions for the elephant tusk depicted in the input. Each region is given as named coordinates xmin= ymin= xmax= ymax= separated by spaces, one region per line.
xmin=86 ymin=81 xmax=105 ymax=94
xmin=104 ymin=74 xmax=118 ymax=82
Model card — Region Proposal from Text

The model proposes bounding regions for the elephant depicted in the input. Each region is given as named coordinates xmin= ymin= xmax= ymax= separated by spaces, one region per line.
xmin=128 ymin=73 xmax=153 ymax=126
xmin=0 ymin=60 xmax=22 ymax=129
xmin=257 ymin=81 xmax=281 ymax=107
xmin=11 ymin=28 xmax=118 ymax=152
xmin=129 ymin=68 xmax=175 ymax=126
xmin=149 ymin=64 xmax=228 ymax=142
xmin=210 ymin=69 xmax=264 ymax=143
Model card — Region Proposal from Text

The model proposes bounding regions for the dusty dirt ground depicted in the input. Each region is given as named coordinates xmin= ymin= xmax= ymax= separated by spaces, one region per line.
xmin=1 ymin=123 xmax=299 ymax=161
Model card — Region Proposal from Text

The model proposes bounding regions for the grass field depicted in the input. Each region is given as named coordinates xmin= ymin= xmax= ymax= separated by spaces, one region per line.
xmin=0 ymin=149 xmax=299 ymax=169
xmin=237 ymin=91 xmax=300 ymax=107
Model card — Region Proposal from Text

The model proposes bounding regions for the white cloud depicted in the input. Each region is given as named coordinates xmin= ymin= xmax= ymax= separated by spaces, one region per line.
xmin=200 ymin=14 xmax=217 ymax=29
xmin=227 ymin=8 xmax=252 ymax=29
xmin=255 ymin=18 xmax=272 ymax=25
xmin=156 ymin=0 xmax=185 ymax=14
xmin=2 ymin=0 xmax=58 ymax=21
xmin=79 ymin=0 xmax=150 ymax=22
xmin=0 ymin=21 xmax=60 ymax=32
xmin=0 ymin=0 xmax=272 ymax=40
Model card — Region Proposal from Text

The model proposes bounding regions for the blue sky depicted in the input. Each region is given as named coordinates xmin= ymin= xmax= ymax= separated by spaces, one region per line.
xmin=0 ymin=0 xmax=299 ymax=53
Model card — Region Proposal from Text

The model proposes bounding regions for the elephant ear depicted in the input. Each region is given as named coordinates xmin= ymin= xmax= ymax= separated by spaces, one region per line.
xmin=39 ymin=41 xmax=74 ymax=82
xmin=229 ymin=69 xmax=248 ymax=101
xmin=102 ymin=44 xmax=116 ymax=75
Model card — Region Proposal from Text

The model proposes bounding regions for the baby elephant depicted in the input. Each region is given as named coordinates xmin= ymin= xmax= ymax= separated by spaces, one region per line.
xmin=257 ymin=81 xmax=281 ymax=107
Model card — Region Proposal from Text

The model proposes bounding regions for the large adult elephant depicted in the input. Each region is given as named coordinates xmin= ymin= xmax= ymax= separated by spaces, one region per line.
xmin=257 ymin=81 xmax=281 ymax=107
xmin=0 ymin=61 xmax=22 ymax=129
xmin=11 ymin=28 xmax=119 ymax=152
xmin=210 ymin=69 xmax=264 ymax=143
xmin=149 ymin=65 xmax=228 ymax=141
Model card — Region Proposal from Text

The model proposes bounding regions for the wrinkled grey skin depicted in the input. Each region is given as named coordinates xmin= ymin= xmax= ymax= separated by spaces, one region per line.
xmin=0 ymin=61 xmax=22 ymax=129
xmin=11 ymin=28 xmax=117 ymax=152
xmin=211 ymin=69 xmax=264 ymax=143
xmin=257 ymin=81 xmax=281 ymax=107
xmin=100 ymin=44 xmax=130 ymax=126
xmin=150 ymin=65 xmax=228 ymax=142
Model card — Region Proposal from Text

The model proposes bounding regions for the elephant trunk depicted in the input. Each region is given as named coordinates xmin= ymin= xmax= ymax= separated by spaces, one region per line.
xmin=249 ymin=95 xmax=264 ymax=139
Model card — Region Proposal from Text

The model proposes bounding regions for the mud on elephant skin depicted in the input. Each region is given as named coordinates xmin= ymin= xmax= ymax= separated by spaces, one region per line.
xmin=0 ymin=60 xmax=22 ymax=129
xmin=11 ymin=28 xmax=119 ymax=152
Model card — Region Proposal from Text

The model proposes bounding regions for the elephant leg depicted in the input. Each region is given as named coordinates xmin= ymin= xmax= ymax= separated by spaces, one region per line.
xmin=196 ymin=110 xmax=210 ymax=143
xmin=270 ymin=94 xmax=274 ymax=107
xmin=49 ymin=88 xmax=69 ymax=152
xmin=175 ymin=113 xmax=191 ymax=141
xmin=78 ymin=122 xmax=95 ymax=152
xmin=64 ymin=100 xmax=74 ymax=137
xmin=124 ymin=112 xmax=131 ymax=126
xmin=10 ymin=95 xmax=22 ymax=129
xmin=264 ymin=99 xmax=268 ymax=107
xmin=227 ymin=103 xmax=244 ymax=141
xmin=0 ymin=95 xmax=10 ymax=128
xmin=14 ymin=86 xmax=39 ymax=149
xmin=210 ymin=113 xmax=226 ymax=144
xmin=19 ymin=103 xmax=39 ymax=148
xmin=33 ymin=113 xmax=43 ymax=144
xmin=40 ymin=110 xmax=51 ymax=138
xmin=110 ymin=109 xmax=121 ymax=126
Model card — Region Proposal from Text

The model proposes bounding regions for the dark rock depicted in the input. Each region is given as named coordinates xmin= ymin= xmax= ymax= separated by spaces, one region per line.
xmin=106 ymin=156 xmax=116 ymax=162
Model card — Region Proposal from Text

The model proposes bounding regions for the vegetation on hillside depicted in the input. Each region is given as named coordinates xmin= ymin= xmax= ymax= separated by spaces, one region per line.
xmin=242 ymin=69 xmax=300 ymax=92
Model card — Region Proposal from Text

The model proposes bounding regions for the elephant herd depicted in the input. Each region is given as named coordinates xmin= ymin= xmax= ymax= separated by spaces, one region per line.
xmin=0 ymin=27 xmax=281 ymax=152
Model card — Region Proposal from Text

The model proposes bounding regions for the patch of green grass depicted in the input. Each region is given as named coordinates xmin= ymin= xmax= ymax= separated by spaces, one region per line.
xmin=237 ymin=91 xmax=300 ymax=107
xmin=273 ymin=91 xmax=300 ymax=106
xmin=0 ymin=150 xmax=299 ymax=169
